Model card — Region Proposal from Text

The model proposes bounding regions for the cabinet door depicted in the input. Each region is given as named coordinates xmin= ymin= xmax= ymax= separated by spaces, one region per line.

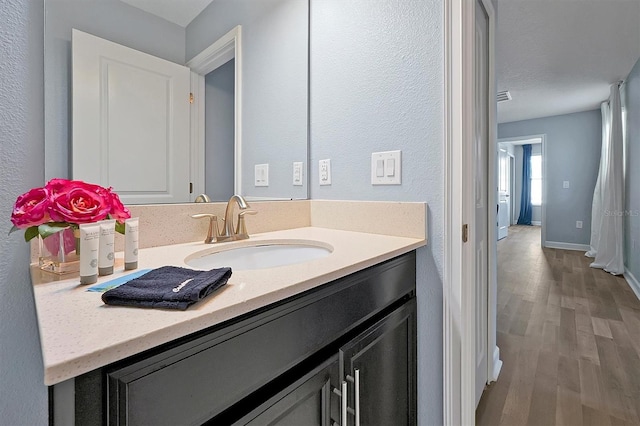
xmin=237 ymin=356 xmax=339 ymax=426
xmin=340 ymin=299 xmax=417 ymax=426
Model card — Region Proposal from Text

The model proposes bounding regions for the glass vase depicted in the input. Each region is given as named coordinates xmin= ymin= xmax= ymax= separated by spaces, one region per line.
xmin=38 ymin=228 xmax=80 ymax=274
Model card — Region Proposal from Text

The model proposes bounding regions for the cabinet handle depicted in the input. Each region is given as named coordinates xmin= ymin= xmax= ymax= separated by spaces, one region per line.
xmin=354 ymin=369 xmax=360 ymax=426
xmin=332 ymin=381 xmax=348 ymax=426
xmin=341 ymin=381 xmax=348 ymax=426
xmin=346 ymin=370 xmax=361 ymax=426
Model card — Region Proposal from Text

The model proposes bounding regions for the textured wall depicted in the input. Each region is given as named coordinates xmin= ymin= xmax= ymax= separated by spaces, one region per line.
xmin=499 ymin=110 xmax=602 ymax=245
xmin=309 ymin=0 xmax=443 ymax=423
xmin=44 ymin=0 xmax=186 ymax=180
xmin=624 ymin=58 xmax=640 ymax=279
xmin=187 ymin=0 xmax=308 ymax=200
xmin=0 ymin=0 xmax=49 ymax=423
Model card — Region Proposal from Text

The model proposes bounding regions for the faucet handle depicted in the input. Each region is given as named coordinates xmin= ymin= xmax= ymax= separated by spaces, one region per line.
xmin=191 ymin=214 xmax=220 ymax=244
xmin=236 ymin=210 xmax=257 ymax=237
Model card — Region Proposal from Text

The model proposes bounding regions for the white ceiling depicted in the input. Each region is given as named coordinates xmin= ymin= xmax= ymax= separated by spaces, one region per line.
xmin=496 ymin=0 xmax=640 ymax=124
xmin=120 ymin=0 xmax=215 ymax=27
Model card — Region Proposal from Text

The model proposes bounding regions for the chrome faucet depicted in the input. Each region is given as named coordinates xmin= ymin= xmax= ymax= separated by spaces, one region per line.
xmin=191 ymin=194 xmax=257 ymax=244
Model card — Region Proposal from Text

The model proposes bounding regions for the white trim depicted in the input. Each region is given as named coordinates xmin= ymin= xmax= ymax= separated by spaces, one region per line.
xmin=443 ymin=0 xmax=465 ymax=422
xmin=545 ymin=241 xmax=590 ymax=251
xmin=189 ymin=71 xmax=206 ymax=200
xmin=445 ymin=0 xmax=496 ymax=423
xmin=484 ymin=0 xmax=499 ymax=391
xmin=490 ymin=346 xmax=503 ymax=382
xmin=531 ymin=221 xmax=542 ymax=226
xmin=186 ymin=26 xmax=243 ymax=197
xmin=624 ymin=268 xmax=640 ymax=301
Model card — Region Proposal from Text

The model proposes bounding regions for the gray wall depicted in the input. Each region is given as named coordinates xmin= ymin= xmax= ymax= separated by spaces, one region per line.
xmin=624 ymin=57 xmax=640 ymax=279
xmin=309 ymin=0 xmax=443 ymax=423
xmin=5 ymin=0 xmax=445 ymax=423
xmin=0 ymin=0 xmax=49 ymax=423
xmin=499 ymin=110 xmax=602 ymax=245
xmin=205 ymin=59 xmax=235 ymax=201
xmin=187 ymin=0 xmax=308 ymax=200
xmin=44 ymin=0 xmax=185 ymax=181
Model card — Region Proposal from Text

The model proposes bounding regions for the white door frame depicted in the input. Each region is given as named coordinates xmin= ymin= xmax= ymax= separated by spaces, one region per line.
xmin=509 ymin=152 xmax=516 ymax=225
xmin=497 ymin=134 xmax=547 ymax=246
xmin=444 ymin=0 xmax=498 ymax=423
xmin=186 ymin=26 xmax=243 ymax=200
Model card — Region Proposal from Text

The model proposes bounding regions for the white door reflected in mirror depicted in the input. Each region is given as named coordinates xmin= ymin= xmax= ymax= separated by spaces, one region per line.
xmin=72 ymin=29 xmax=192 ymax=204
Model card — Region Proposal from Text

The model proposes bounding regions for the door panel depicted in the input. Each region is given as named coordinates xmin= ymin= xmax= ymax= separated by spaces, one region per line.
xmin=474 ymin=0 xmax=490 ymax=407
xmin=72 ymin=29 xmax=191 ymax=204
xmin=340 ymin=300 xmax=417 ymax=426
xmin=241 ymin=357 xmax=337 ymax=426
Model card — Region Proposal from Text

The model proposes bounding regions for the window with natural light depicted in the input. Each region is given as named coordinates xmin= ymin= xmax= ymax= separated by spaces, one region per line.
xmin=531 ymin=154 xmax=542 ymax=206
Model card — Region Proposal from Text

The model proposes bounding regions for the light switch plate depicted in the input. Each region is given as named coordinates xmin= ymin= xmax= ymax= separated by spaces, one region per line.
xmin=371 ymin=150 xmax=401 ymax=185
xmin=576 ymin=221 xmax=583 ymax=229
xmin=255 ymin=164 xmax=269 ymax=187
xmin=319 ymin=159 xmax=331 ymax=185
xmin=563 ymin=181 xmax=570 ymax=189
xmin=293 ymin=162 xmax=303 ymax=186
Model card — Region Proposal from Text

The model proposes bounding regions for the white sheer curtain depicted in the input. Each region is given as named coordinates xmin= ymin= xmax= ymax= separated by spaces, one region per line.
xmin=586 ymin=83 xmax=624 ymax=274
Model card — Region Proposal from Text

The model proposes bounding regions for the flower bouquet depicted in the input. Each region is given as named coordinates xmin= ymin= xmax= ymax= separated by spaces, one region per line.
xmin=10 ymin=178 xmax=130 ymax=274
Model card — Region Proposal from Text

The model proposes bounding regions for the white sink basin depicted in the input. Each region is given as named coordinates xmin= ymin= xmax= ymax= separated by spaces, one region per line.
xmin=185 ymin=239 xmax=333 ymax=271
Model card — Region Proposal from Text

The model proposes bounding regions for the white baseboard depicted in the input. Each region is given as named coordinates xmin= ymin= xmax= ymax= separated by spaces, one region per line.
xmin=531 ymin=221 xmax=541 ymax=226
xmin=544 ymin=241 xmax=590 ymax=251
xmin=489 ymin=346 xmax=502 ymax=382
xmin=624 ymin=268 xmax=640 ymax=301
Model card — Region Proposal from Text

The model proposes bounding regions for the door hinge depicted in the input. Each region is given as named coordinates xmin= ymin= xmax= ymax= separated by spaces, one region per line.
xmin=189 ymin=182 xmax=193 ymax=194
xmin=189 ymin=92 xmax=194 ymax=104
xmin=462 ymin=224 xmax=469 ymax=243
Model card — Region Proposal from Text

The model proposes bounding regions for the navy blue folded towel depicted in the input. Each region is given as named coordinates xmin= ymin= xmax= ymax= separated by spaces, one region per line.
xmin=101 ymin=266 xmax=232 ymax=310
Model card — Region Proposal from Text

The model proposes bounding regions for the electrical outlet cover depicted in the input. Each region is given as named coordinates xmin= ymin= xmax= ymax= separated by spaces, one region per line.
xmin=293 ymin=162 xmax=303 ymax=186
xmin=319 ymin=159 xmax=331 ymax=185
xmin=255 ymin=164 xmax=269 ymax=187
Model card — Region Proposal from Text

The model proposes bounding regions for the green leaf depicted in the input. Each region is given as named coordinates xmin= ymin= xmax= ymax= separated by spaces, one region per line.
xmin=115 ymin=221 xmax=126 ymax=235
xmin=24 ymin=226 xmax=40 ymax=242
xmin=38 ymin=223 xmax=69 ymax=239
xmin=8 ymin=225 xmax=19 ymax=236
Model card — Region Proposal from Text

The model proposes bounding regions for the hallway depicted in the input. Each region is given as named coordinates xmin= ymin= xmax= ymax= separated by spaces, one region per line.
xmin=476 ymin=226 xmax=640 ymax=425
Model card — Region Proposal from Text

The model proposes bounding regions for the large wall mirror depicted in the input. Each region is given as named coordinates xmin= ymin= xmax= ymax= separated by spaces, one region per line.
xmin=45 ymin=0 xmax=309 ymax=204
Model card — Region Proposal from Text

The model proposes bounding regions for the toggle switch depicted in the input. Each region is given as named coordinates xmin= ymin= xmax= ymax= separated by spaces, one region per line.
xmin=385 ymin=158 xmax=395 ymax=176
xmin=376 ymin=159 xmax=384 ymax=177
xmin=371 ymin=150 xmax=401 ymax=185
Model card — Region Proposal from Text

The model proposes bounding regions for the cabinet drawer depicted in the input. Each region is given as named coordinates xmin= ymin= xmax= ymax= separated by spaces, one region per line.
xmin=105 ymin=252 xmax=416 ymax=425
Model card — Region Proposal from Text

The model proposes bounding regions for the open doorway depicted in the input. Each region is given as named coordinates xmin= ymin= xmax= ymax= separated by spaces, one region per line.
xmin=497 ymin=135 xmax=545 ymax=246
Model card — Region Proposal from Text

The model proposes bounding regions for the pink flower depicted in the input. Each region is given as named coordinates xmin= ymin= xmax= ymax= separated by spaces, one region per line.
xmin=47 ymin=179 xmax=111 ymax=224
xmin=11 ymin=187 xmax=51 ymax=228
xmin=45 ymin=178 xmax=72 ymax=196
xmin=106 ymin=188 xmax=130 ymax=223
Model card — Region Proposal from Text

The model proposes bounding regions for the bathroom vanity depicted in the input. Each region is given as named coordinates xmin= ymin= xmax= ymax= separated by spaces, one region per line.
xmin=32 ymin=219 xmax=426 ymax=426
xmin=64 ymin=251 xmax=416 ymax=425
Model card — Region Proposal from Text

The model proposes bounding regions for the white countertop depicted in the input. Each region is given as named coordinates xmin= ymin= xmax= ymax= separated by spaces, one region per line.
xmin=32 ymin=227 xmax=425 ymax=385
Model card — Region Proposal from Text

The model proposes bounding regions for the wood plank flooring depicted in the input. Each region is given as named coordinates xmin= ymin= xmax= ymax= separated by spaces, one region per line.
xmin=476 ymin=225 xmax=640 ymax=426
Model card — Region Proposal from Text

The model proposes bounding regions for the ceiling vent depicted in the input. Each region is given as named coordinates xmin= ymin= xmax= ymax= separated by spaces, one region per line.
xmin=497 ymin=90 xmax=512 ymax=103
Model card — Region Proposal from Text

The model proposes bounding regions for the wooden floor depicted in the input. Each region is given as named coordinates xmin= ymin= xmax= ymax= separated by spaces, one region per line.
xmin=476 ymin=225 xmax=640 ymax=426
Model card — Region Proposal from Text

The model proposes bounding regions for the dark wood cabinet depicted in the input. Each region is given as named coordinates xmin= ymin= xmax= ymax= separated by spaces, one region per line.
xmin=339 ymin=299 xmax=417 ymax=426
xmin=235 ymin=356 xmax=339 ymax=426
xmin=56 ymin=252 xmax=417 ymax=426
xmin=230 ymin=299 xmax=416 ymax=426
